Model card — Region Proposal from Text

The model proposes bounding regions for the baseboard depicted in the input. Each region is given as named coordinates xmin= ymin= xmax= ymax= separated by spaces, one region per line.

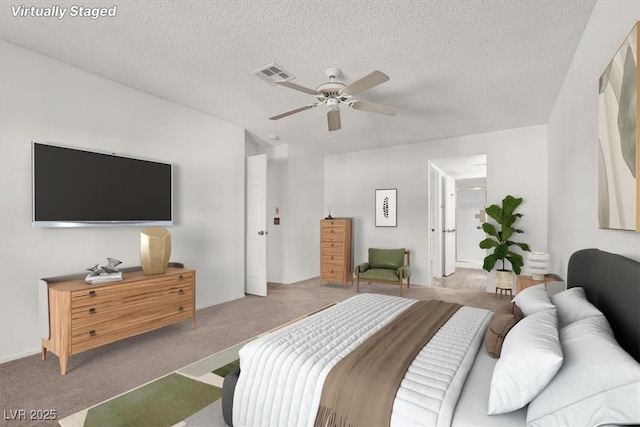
xmin=0 ymin=348 xmax=41 ymax=364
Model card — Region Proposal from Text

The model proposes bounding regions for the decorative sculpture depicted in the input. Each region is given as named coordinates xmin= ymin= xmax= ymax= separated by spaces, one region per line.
xmin=85 ymin=258 xmax=123 ymax=284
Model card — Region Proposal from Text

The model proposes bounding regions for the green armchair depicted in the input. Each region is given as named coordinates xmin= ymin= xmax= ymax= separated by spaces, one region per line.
xmin=355 ymin=248 xmax=411 ymax=296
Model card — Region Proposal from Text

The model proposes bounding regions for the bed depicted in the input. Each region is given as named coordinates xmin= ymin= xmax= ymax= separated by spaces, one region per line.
xmin=224 ymin=249 xmax=640 ymax=427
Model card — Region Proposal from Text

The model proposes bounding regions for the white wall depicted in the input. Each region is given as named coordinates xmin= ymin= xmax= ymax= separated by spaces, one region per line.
xmin=325 ymin=125 xmax=548 ymax=286
xmin=548 ymin=1 xmax=640 ymax=278
xmin=0 ymin=41 xmax=246 ymax=362
xmin=281 ymin=144 xmax=324 ymax=283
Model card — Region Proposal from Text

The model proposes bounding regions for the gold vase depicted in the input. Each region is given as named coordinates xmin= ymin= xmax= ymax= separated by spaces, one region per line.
xmin=140 ymin=228 xmax=171 ymax=275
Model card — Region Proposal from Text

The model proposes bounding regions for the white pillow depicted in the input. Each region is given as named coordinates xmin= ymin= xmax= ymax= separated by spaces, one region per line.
xmin=512 ymin=283 xmax=555 ymax=316
xmin=488 ymin=309 xmax=563 ymax=414
xmin=550 ymin=287 xmax=602 ymax=328
xmin=527 ymin=315 xmax=640 ymax=426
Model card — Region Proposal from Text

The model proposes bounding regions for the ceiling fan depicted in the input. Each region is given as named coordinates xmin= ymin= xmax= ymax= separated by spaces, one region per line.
xmin=269 ymin=67 xmax=400 ymax=132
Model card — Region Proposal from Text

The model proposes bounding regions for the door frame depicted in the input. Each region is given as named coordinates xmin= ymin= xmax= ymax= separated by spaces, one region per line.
xmin=428 ymin=154 xmax=487 ymax=282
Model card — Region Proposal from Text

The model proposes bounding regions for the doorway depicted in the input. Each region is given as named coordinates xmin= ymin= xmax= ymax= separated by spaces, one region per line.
xmin=456 ymin=185 xmax=487 ymax=269
xmin=428 ymin=154 xmax=487 ymax=282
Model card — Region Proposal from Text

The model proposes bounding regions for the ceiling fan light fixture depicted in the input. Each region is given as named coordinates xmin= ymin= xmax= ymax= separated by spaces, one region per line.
xmin=268 ymin=67 xmax=400 ymax=131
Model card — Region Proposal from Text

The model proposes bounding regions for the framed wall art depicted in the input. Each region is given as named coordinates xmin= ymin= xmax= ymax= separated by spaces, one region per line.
xmin=375 ymin=188 xmax=397 ymax=227
xmin=598 ymin=21 xmax=639 ymax=232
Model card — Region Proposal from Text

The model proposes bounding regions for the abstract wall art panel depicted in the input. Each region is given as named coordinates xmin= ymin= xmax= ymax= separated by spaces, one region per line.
xmin=375 ymin=188 xmax=397 ymax=227
xmin=598 ymin=21 xmax=639 ymax=232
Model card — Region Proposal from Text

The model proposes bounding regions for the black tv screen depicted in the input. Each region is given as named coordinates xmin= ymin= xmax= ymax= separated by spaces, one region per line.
xmin=32 ymin=142 xmax=173 ymax=227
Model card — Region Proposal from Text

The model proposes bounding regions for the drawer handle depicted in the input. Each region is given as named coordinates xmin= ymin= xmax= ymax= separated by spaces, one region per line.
xmin=89 ymin=308 xmax=96 ymax=315
xmin=89 ymin=330 xmax=96 ymax=337
xmin=179 ymin=289 xmax=185 ymax=295
xmin=331 ymin=256 xmax=334 ymax=260
xmin=179 ymin=306 xmax=184 ymax=312
xmin=179 ymin=275 xmax=184 ymax=281
xmin=89 ymin=290 xmax=96 ymax=297
xmin=331 ymin=230 xmax=334 ymax=233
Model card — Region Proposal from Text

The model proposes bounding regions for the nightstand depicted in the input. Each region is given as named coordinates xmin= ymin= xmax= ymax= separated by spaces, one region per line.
xmin=516 ymin=274 xmax=563 ymax=293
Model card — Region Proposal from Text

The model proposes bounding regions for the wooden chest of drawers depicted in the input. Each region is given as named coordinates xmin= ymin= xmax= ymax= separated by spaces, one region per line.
xmin=41 ymin=267 xmax=195 ymax=374
xmin=320 ymin=219 xmax=352 ymax=288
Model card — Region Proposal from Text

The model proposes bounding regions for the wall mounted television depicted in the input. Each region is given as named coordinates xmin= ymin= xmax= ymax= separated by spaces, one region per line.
xmin=32 ymin=142 xmax=173 ymax=228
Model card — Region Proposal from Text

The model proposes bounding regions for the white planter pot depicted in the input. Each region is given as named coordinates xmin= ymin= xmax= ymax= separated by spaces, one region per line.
xmin=495 ymin=270 xmax=514 ymax=290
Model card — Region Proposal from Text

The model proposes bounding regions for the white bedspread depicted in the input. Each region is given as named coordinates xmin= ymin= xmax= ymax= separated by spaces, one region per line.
xmin=233 ymin=294 xmax=492 ymax=427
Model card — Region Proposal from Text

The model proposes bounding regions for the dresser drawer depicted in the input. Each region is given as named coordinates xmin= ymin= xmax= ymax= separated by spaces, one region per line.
xmin=321 ymin=241 xmax=345 ymax=254
xmin=322 ymin=229 xmax=344 ymax=242
xmin=71 ymin=286 xmax=194 ymax=327
xmin=321 ymin=262 xmax=347 ymax=277
xmin=71 ymin=302 xmax=193 ymax=354
xmin=71 ymin=272 xmax=194 ymax=308
xmin=321 ymin=220 xmax=345 ymax=229
xmin=321 ymin=253 xmax=345 ymax=265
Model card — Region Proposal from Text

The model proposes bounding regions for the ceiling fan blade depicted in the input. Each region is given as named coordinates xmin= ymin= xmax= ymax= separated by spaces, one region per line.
xmin=349 ymin=100 xmax=400 ymax=116
xmin=269 ymin=104 xmax=316 ymax=120
xmin=341 ymin=71 xmax=390 ymax=96
xmin=274 ymin=80 xmax=321 ymax=96
xmin=327 ymin=108 xmax=341 ymax=131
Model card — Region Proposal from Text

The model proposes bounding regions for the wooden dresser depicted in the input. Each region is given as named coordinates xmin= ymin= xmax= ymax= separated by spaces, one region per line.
xmin=320 ymin=218 xmax=352 ymax=288
xmin=40 ymin=266 xmax=195 ymax=374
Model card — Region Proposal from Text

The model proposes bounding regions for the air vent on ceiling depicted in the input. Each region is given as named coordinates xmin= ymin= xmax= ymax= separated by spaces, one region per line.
xmin=252 ymin=63 xmax=295 ymax=84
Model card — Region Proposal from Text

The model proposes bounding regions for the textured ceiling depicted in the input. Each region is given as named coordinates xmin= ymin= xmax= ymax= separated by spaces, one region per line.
xmin=0 ymin=0 xmax=596 ymax=155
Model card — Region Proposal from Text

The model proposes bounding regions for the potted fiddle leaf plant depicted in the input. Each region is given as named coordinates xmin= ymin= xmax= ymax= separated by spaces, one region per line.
xmin=479 ymin=195 xmax=530 ymax=289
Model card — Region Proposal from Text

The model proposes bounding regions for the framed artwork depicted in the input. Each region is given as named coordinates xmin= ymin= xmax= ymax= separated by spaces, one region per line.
xmin=375 ymin=188 xmax=397 ymax=227
xmin=598 ymin=21 xmax=639 ymax=232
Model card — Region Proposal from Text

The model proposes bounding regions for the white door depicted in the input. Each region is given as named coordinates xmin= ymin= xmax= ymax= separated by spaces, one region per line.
xmin=443 ymin=175 xmax=456 ymax=276
xmin=246 ymin=154 xmax=267 ymax=297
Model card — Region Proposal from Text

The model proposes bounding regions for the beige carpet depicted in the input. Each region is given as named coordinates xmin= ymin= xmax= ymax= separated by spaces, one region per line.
xmin=0 ymin=276 xmax=499 ymax=427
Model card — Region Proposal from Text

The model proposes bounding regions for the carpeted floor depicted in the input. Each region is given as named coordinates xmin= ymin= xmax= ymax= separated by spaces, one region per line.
xmin=0 ymin=275 xmax=498 ymax=427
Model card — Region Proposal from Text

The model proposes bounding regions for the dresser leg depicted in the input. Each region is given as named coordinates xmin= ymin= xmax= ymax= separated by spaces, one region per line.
xmin=41 ymin=343 xmax=47 ymax=361
xmin=60 ymin=355 xmax=68 ymax=375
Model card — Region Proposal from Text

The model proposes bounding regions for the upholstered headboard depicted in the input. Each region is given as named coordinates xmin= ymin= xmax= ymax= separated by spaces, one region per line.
xmin=567 ymin=249 xmax=640 ymax=362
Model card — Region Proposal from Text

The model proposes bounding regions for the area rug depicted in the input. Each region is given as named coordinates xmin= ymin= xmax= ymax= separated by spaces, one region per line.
xmin=59 ymin=304 xmax=336 ymax=427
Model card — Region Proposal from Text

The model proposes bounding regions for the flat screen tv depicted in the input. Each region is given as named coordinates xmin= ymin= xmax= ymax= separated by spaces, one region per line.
xmin=32 ymin=142 xmax=173 ymax=228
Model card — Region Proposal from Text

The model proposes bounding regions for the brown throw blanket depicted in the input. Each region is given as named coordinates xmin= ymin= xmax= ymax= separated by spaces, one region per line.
xmin=314 ymin=299 xmax=461 ymax=427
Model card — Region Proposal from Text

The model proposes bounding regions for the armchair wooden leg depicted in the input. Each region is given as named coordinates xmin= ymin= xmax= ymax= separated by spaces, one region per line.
xmin=356 ymin=275 xmax=360 ymax=293
xmin=399 ymin=281 xmax=403 ymax=297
